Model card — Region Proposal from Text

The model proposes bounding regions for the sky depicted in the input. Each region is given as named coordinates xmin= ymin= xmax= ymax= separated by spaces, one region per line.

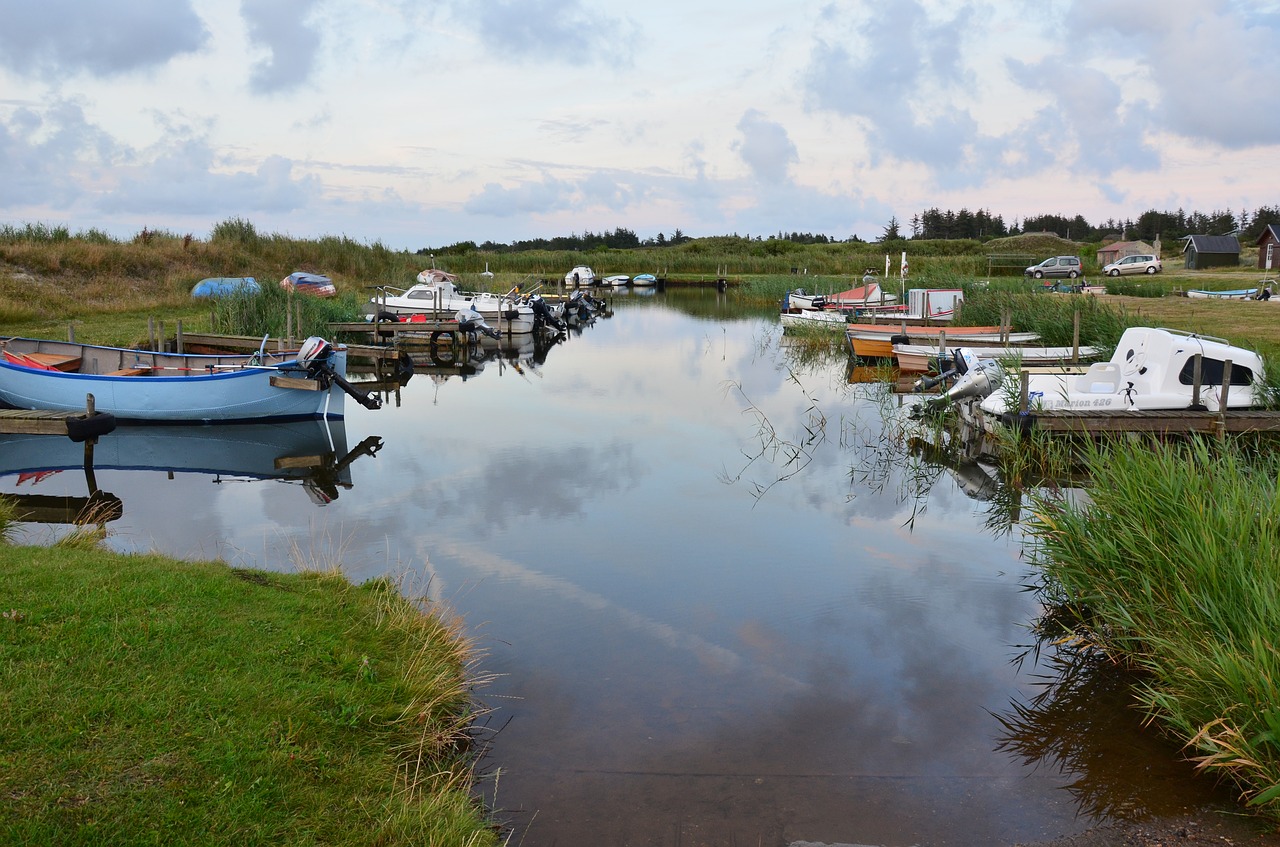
xmin=2 ymin=0 xmax=1279 ymax=252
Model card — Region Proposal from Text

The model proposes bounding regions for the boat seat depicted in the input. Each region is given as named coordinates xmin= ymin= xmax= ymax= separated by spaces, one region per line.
xmin=23 ymin=352 xmax=82 ymax=371
xmin=1074 ymin=362 xmax=1121 ymax=394
xmin=105 ymin=366 xmax=153 ymax=376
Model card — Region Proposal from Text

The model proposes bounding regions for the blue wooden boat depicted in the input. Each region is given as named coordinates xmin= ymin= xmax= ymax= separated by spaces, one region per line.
xmin=191 ymin=277 xmax=260 ymax=297
xmin=0 ymin=337 xmax=381 ymax=423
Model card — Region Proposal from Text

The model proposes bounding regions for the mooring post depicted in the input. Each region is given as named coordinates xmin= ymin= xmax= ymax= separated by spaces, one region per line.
xmin=1218 ymin=360 xmax=1234 ymax=439
xmin=1072 ymin=310 xmax=1081 ymax=363
xmin=1191 ymin=354 xmax=1203 ymax=408
xmin=1020 ymin=370 xmax=1030 ymax=413
xmin=176 ymin=320 xmax=184 ymax=354
xmin=68 ymin=323 xmax=76 ymax=343
xmin=148 ymin=316 xmax=156 ymax=351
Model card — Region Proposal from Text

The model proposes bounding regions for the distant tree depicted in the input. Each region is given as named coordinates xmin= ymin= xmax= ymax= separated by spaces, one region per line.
xmin=880 ymin=216 xmax=902 ymax=242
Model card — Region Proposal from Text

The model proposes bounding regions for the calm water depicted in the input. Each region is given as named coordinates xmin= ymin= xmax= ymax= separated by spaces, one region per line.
xmin=0 ymin=292 xmax=1247 ymax=845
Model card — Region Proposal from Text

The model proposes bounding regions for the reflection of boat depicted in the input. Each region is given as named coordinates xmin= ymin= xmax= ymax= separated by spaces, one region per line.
xmin=0 ymin=336 xmax=378 ymax=422
xmin=978 ymin=326 xmax=1266 ymax=415
xmin=0 ymin=419 xmax=381 ymax=511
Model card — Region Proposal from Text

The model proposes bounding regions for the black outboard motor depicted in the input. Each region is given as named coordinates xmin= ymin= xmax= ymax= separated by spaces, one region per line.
xmin=298 ymin=336 xmax=383 ymax=410
xmin=529 ymin=294 xmax=566 ymax=331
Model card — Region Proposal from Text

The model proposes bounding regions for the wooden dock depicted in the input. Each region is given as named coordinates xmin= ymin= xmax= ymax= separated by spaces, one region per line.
xmin=1016 ymin=408 xmax=1280 ymax=435
xmin=178 ymin=331 xmax=402 ymax=361
xmin=0 ymin=394 xmax=116 ymax=439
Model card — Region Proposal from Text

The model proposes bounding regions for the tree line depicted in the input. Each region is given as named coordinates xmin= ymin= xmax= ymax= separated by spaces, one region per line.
xmin=419 ymin=205 xmax=1280 ymax=256
xmin=904 ymin=205 xmax=1280 ymax=244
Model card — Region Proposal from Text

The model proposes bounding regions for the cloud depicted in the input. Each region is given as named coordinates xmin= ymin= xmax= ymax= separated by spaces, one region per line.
xmin=241 ymin=0 xmax=323 ymax=94
xmin=0 ymin=100 xmax=122 ymax=207
xmin=459 ymin=0 xmax=636 ymax=65
xmin=99 ymin=145 xmax=321 ymax=215
xmin=801 ymin=3 xmax=993 ymax=179
xmin=733 ymin=110 xmax=797 ymax=185
xmin=1064 ymin=0 xmax=1280 ymax=149
xmin=463 ymin=176 xmax=574 ymax=216
xmin=0 ymin=0 xmax=208 ymax=78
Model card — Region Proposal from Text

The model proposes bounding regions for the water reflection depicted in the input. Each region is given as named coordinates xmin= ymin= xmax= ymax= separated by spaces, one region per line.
xmin=994 ymin=649 xmax=1240 ymax=822
xmin=0 ymin=420 xmax=381 ymax=514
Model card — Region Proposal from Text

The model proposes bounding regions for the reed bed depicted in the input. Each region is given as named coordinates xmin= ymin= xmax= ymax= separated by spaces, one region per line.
xmin=1024 ymin=437 xmax=1280 ymax=816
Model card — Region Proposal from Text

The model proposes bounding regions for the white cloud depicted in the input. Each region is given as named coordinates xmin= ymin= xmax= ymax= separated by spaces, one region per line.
xmin=241 ymin=0 xmax=323 ymax=94
xmin=0 ymin=0 xmax=208 ymax=78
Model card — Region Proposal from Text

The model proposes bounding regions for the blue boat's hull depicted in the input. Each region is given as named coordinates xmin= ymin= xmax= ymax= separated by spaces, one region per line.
xmin=0 ymin=340 xmax=347 ymax=422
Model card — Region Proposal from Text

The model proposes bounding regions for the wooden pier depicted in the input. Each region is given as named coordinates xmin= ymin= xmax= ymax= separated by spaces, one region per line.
xmin=0 ymin=394 xmax=116 ymax=439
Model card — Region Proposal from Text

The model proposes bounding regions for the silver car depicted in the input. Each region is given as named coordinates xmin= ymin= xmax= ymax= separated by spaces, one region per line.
xmin=1102 ymin=254 xmax=1162 ymax=276
xmin=1024 ymin=256 xmax=1082 ymax=279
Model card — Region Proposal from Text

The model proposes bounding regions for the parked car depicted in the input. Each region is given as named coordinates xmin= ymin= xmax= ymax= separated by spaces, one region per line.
xmin=564 ymin=265 xmax=595 ymax=286
xmin=1024 ymin=256 xmax=1082 ymax=279
xmin=1102 ymin=254 xmax=1162 ymax=276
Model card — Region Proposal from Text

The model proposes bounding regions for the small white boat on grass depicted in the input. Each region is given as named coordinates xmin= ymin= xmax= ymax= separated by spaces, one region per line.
xmin=632 ymin=273 xmax=657 ymax=287
xmin=0 ymin=336 xmax=380 ymax=423
xmin=978 ymin=326 xmax=1266 ymax=415
xmin=603 ymin=275 xmax=631 ymax=287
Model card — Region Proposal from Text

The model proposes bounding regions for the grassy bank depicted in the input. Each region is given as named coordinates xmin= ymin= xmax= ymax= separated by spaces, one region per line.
xmin=1024 ymin=439 xmax=1280 ymax=819
xmin=0 ymin=537 xmax=498 ymax=847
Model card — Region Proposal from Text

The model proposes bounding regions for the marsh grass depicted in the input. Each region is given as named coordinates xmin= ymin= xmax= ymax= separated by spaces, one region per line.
xmin=1024 ymin=437 xmax=1280 ymax=816
xmin=0 ymin=546 xmax=498 ymax=846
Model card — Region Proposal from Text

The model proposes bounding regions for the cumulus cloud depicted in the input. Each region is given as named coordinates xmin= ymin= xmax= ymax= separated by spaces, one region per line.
xmin=459 ymin=0 xmax=636 ymax=65
xmin=242 ymin=0 xmax=323 ymax=94
xmin=0 ymin=100 xmax=122 ymax=207
xmin=802 ymin=2 xmax=991 ymax=179
xmin=1064 ymin=0 xmax=1280 ymax=149
xmin=733 ymin=110 xmax=797 ymax=185
xmin=0 ymin=0 xmax=208 ymax=78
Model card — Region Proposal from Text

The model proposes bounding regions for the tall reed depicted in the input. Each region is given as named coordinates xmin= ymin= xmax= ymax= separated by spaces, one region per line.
xmin=1025 ymin=437 xmax=1280 ymax=815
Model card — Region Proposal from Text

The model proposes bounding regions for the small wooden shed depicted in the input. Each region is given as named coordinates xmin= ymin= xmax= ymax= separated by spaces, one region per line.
xmin=1182 ymin=235 xmax=1241 ymax=270
xmin=1257 ymin=225 xmax=1280 ymax=270
xmin=1097 ymin=240 xmax=1155 ymax=266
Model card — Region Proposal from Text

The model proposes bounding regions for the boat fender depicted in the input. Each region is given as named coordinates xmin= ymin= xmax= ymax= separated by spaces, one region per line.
xmin=890 ymin=334 xmax=910 ymax=345
xmin=66 ymin=411 xmax=116 ymax=443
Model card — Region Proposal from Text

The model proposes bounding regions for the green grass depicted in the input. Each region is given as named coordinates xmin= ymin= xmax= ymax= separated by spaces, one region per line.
xmin=0 ymin=546 xmax=498 ymax=847
xmin=1024 ymin=437 xmax=1280 ymax=817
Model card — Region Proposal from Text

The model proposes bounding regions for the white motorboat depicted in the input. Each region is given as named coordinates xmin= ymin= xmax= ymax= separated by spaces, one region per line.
xmin=371 ymin=272 xmax=537 ymax=334
xmin=565 ymin=265 xmax=595 ymax=286
xmin=780 ymin=309 xmax=848 ymax=329
xmin=978 ymin=326 xmax=1267 ymax=415
xmin=782 ymin=288 xmax=826 ymax=311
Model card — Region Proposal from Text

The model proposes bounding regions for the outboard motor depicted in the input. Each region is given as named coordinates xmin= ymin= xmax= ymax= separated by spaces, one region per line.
xmin=455 ymin=304 xmax=501 ymax=340
xmin=566 ymin=289 xmax=593 ymax=321
xmin=296 ymin=336 xmax=383 ymax=410
xmin=529 ymin=294 xmax=566 ymax=331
